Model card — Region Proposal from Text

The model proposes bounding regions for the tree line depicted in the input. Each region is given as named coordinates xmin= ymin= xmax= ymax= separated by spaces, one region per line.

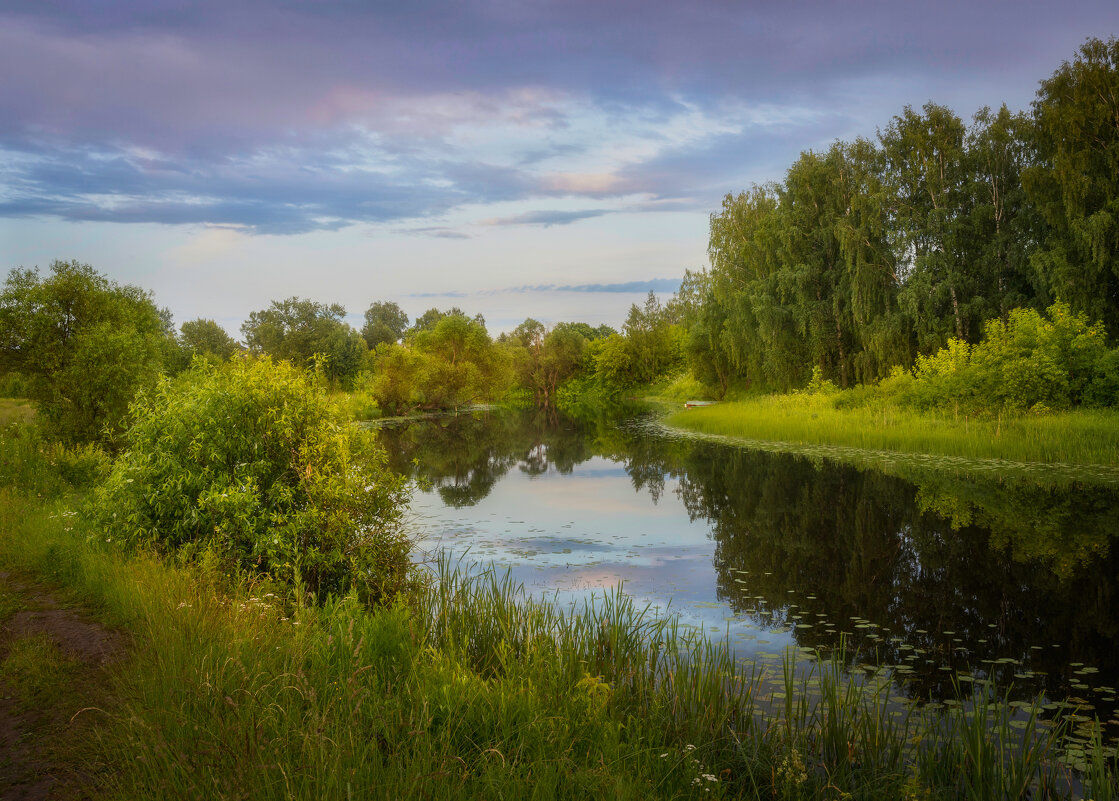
xmin=0 ymin=258 xmax=687 ymax=441
xmin=682 ymin=36 xmax=1119 ymax=394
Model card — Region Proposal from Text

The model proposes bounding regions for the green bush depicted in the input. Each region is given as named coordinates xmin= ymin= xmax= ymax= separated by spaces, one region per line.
xmin=94 ymin=356 xmax=413 ymax=605
xmin=905 ymin=303 xmax=1119 ymax=414
xmin=801 ymin=365 xmax=840 ymax=395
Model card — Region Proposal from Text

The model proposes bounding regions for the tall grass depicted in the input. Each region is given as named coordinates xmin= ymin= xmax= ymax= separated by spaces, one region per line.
xmin=3 ymin=498 xmax=1116 ymax=799
xmin=666 ymin=393 xmax=1119 ymax=468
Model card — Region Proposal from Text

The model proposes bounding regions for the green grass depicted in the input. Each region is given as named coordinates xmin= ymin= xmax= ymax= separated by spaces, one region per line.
xmin=665 ymin=392 xmax=1119 ymax=469
xmin=0 ymin=584 xmax=22 ymax=621
xmin=0 ymin=398 xmax=34 ymax=426
xmin=1 ymin=421 xmax=1116 ymax=799
xmin=0 ymin=633 xmax=80 ymax=709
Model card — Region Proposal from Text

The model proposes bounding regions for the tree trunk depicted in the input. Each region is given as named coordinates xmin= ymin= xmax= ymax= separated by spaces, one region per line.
xmin=950 ymin=285 xmax=964 ymax=340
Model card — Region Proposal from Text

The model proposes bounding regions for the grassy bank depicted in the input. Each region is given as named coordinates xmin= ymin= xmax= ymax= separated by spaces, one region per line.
xmin=665 ymin=392 xmax=1119 ymax=469
xmin=1 ymin=423 xmax=1117 ymax=799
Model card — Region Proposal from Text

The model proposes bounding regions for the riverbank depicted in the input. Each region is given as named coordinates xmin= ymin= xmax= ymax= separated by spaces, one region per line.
xmin=663 ymin=392 xmax=1119 ymax=469
xmin=2 ymin=421 xmax=1117 ymax=799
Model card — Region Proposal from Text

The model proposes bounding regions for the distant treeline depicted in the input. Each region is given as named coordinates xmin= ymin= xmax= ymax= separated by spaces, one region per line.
xmin=680 ymin=36 xmax=1119 ymax=394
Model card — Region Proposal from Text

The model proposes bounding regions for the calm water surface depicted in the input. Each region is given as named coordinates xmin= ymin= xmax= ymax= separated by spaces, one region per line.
xmin=377 ymin=407 xmax=1119 ymax=731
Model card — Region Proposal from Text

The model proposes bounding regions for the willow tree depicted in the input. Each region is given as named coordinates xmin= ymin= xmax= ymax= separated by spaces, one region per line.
xmin=778 ymin=140 xmax=903 ymax=386
xmin=678 ymin=269 xmax=735 ymax=397
xmin=504 ymin=318 xmax=588 ymax=408
xmin=830 ymin=138 xmax=911 ymax=379
xmin=779 ymin=148 xmax=851 ymax=384
xmin=707 ymin=186 xmax=805 ymax=389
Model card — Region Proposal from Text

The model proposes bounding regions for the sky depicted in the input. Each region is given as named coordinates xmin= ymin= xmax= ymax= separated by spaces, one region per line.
xmin=2 ymin=2 xmax=1118 ymax=337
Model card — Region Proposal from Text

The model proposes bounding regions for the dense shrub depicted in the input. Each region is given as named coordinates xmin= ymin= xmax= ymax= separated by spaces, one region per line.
xmin=94 ymin=356 xmax=413 ymax=604
xmin=901 ymin=303 xmax=1119 ymax=414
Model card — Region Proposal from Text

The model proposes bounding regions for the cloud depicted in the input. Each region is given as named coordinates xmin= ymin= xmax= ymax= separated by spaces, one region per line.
xmin=407 ymin=278 xmax=683 ymax=298
xmin=520 ymin=279 xmax=683 ymax=295
xmin=0 ymin=137 xmax=497 ymax=234
xmin=480 ymin=209 xmax=613 ymax=227
xmin=399 ymin=226 xmax=471 ymax=239
xmin=2 ymin=2 xmax=1117 ymax=235
xmin=406 ymin=290 xmax=469 ymax=299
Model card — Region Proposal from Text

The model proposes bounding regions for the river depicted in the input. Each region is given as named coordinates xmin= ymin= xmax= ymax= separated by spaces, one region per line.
xmin=375 ymin=405 xmax=1119 ymax=740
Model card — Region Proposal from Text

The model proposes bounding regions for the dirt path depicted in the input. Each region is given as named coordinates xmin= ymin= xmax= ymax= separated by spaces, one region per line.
xmin=0 ymin=572 xmax=124 ymax=800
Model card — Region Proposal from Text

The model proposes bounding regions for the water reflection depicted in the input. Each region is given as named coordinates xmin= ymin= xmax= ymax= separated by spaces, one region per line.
xmin=376 ymin=407 xmax=1119 ymax=720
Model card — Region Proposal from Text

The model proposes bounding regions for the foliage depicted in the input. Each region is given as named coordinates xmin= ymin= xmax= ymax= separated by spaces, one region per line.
xmin=368 ymin=344 xmax=427 ymax=415
xmin=621 ymin=291 xmax=685 ymax=384
xmin=409 ymin=306 xmax=485 ymax=335
xmin=0 ymin=371 xmax=29 ymax=398
xmin=361 ymin=300 xmax=409 ymax=349
xmin=0 ymin=422 xmax=109 ymax=496
xmin=503 ymin=319 xmax=589 ymax=408
xmin=317 ymin=325 xmax=367 ymax=390
xmin=658 ymin=371 xmax=716 ymax=402
xmin=241 ymin=297 xmax=367 ymax=388
xmin=905 ymin=303 xmax=1119 ymax=413
xmin=699 ymin=141 xmax=905 ymax=394
xmin=93 ymin=356 xmax=412 ymax=604
xmin=1026 ymin=36 xmax=1119 ymax=334
xmin=0 ymin=260 xmax=168 ymax=445
xmin=179 ymin=318 xmax=238 ymax=362
xmin=241 ymin=296 xmax=346 ymax=364
xmin=802 ymin=365 xmax=839 ymax=395
xmin=677 ymin=270 xmax=734 ymax=397
xmin=882 ymin=102 xmax=973 ymax=346
xmin=372 ymin=313 xmax=510 ymax=414
xmin=589 ymin=332 xmax=634 ymax=389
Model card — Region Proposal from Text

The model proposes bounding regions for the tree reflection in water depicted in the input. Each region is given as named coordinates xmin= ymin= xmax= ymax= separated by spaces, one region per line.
xmin=376 ymin=407 xmax=1119 ymax=712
